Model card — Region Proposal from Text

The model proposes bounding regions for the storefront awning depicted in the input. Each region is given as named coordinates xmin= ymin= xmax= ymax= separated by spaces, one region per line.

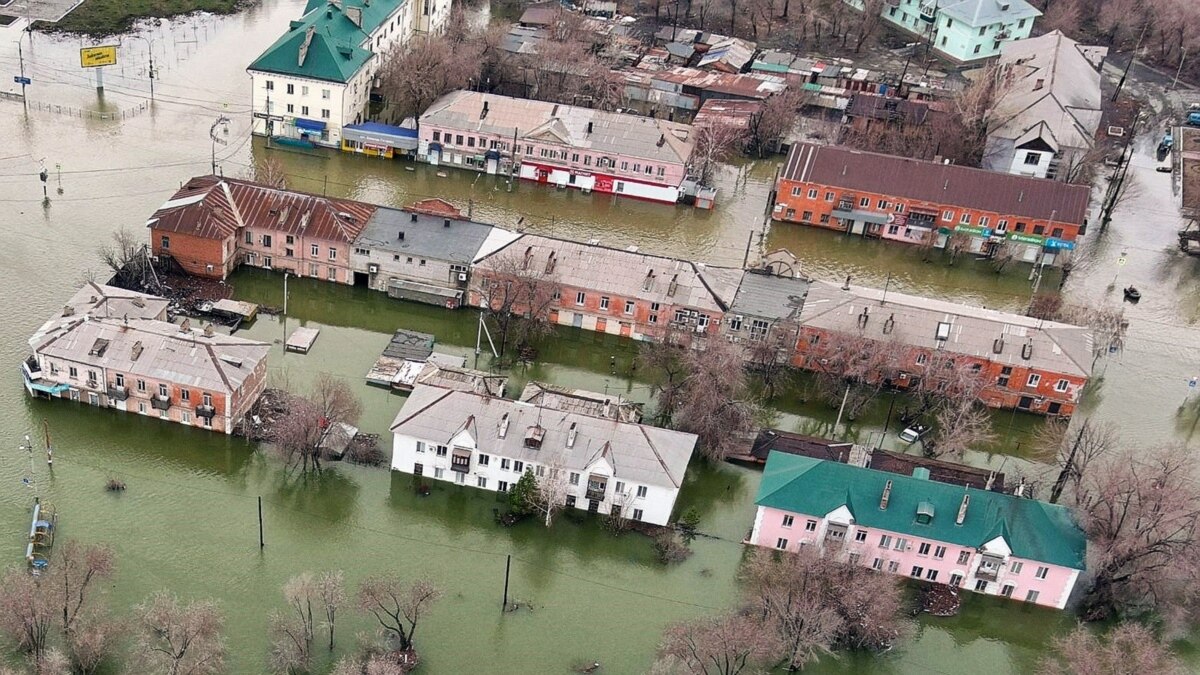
xmin=30 ymin=381 xmax=69 ymax=395
xmin=343 ymin=122 xmax=419 ymax=150
xmin=832 ymin=208 xmax=889 ymax=224
xmin=386 ymin=279 xmax=462 ymax=307
xmin=295 ymin=118 xmax=327 ymax=132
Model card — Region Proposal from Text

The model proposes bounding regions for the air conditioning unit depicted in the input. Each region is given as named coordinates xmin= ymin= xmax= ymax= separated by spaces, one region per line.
xmin=368 ymin=263 xmax=379 ymax=274
xmin=458 ymin=272 xmax=468 ymax=281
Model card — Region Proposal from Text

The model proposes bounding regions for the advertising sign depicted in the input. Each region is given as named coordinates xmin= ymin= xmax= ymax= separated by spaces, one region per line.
xmin=1007 ymin=232 xmax=1045 ymax=246
xmin=80 ymin=46 xmax=117 ymax=68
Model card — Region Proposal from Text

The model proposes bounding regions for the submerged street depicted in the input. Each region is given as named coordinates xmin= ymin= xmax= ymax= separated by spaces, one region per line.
xmin=0 ymin=0 xmax=1198 ymax=671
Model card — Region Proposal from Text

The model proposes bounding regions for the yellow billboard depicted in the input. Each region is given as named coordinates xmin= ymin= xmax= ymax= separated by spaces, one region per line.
xmin=80 ymin=46 xmax=117 ymax=68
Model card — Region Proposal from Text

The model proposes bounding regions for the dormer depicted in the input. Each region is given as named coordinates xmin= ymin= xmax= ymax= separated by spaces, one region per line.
xmin=566 ymin=422 xmax=577 ymax=449
xmin=498 ymin=412 xmax=510 ymax=439
xmin=524 ymin=425 xmax=544 ymax=449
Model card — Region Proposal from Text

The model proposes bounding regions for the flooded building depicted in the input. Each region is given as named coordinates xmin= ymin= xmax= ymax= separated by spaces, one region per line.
xmin=148 ymin=175 xmax=376 ymax=284
xmin=749 ymin=452 xmax=1085 ymax=609
xmin=518 ymin=381 xmax=643 ymax=423
xmin=418 ymin=90 xmax=698 ymax=204
xmin=23 ymin=284 xmax=270 ymax=435
xmin=773 ymin=142 xmax=1091 ymax=266
xmin=248 ymin=0 xmax=451 ymax=147
xmin=985 ymin=31 xmax=1106 ymax=180
xmin=469 ymin=232 xmax=742 ymax=342
xmin=389 ymin=384 xmax=697 ymax=525
xmin=791 ymin=280 xmax=1093 ymax=417
xmin=855 ymin=0 xmax=1041 ymax=63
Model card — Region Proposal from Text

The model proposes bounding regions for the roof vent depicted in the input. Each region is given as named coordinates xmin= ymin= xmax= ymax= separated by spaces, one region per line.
xmin=643 ymin=270 xmax=655 ymax=291
xmin=410 ymin=212 xmax=418 ymax=222
xmin=956 ymin=494 xmax=970 ymax=525
xmin=398 ymin=231 xmax=405 ymax=241
xmin=586 ymin=121 xmax=594 ymax=135
xmin=883 ymin=313 xmax=895 ymax=334
xmin=179 ymin=318 xmax=192 ymax=333
xmin=566 ymin=422 xmax=577 ymax=448
xmin=481 ymin=100 xmax=489 ymax=119
xmin=545 ymin=251 xmax=557 ymax=274
xmin=444 ymin=218 xmax=451 ymax=228
xmin=992 ymin=337 xmax=1004 ymax=354
xmin=841 ymin=275 xmax=851 ymax=291
xmin=62 ymin=305 xmax=75 ymax=317
xmin=857 ymin=306 xmax=869 ymax=328
xmin=916 ymin=500 xmax=935 ymax=525
xmin=524 ymin=425 xmax=545 ymax=449
xmin=204 ymin=323 xmax=215 ymax=338
xmin=912 ymin=467 xmax=930 ymax=480
xmin=667 ymin=274 xmax=679 ymax=297
xmin=656 ymin=134 xmax=665 ymax=147
xmin=880 ymin=479 xmax=892 ymax=510
xmin=88 ymin=339 xmax=110 ymax=357
xmin=1021 ymin=340 xmax=1033 ymax=360
xmin=218 ymin=354 xmax=244 ymax=368
xmin=498 ymin=412 xmax=510 ymax=438
xmin=345 ymin=6 xmax=362 ymax=26
xmin=131 ymin=341 xmax=144 ymax=361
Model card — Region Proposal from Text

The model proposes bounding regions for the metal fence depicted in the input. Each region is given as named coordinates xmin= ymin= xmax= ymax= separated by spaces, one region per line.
xmin=23 ymin=99 xmax=150 ymax=120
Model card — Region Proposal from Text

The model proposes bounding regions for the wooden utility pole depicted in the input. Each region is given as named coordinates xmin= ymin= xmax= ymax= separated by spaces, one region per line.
xmin=1049 ymin=422 xmax=1088 ymax=504
xmin=258 ymin=496 xmax=265 ymax=548
xmin=501 ymin=554 xmax=512 ymax=611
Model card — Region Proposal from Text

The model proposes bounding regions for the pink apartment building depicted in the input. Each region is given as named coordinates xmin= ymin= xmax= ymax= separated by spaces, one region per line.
xmin=749 ymin=452 xmax=1086 ymax=610
xmin=418 ymin=90 xmax=696 ymax=204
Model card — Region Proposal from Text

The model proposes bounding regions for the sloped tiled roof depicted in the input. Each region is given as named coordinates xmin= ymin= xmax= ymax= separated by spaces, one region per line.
xmin=248 ymin=0 xmax=406 ymax=83
xmin=757 ymin=453 xmax=1085 ymax=569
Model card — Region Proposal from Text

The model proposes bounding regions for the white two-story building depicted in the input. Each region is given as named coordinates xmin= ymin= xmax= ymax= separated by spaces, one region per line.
xmin=389 ymin=384 xmax=697 ymax=526
xmin=851 ymin=0 xmax=1040 ymax=63
xmin=248 ymin=0 xmax=451 ymax=147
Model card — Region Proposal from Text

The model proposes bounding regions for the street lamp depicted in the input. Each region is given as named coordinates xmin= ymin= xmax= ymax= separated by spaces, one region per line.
xmin=210 ymin=115 xmax=230 ymax=175
xmin=125 ymin=34 xmax=157 ymax=100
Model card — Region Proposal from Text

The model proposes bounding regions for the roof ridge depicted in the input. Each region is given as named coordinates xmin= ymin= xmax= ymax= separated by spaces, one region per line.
xmin=638 ymin=426 xmax=681 ymax=488
xmin=389 ymin=388 xmax=454 ymax=430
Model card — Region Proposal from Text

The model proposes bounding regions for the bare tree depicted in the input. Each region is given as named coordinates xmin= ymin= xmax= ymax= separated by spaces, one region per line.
xmin=926 ymin=399 xmax=995 ymax=459
xmin=808 ymin=332 xmax=904 ymax=421
xmin=271 ymin=396 xmax=327 ymax=474
xmin=316 ymin=571 xmax=345 ymax=652
xmin=690 ymin=119 xmax=746 ymax=185
xmin=742 ymin=548 xmax=910 ymax=668
xmin=1037 ymin=622 xmax=1186 ymax=675
xmin=98 ymin=226 xmax=153 ymax=289
xmin=0 ymin=569 xmax=54 ymax=664
xmin=944 ymin=231 xmax=972 ymax=266
xmin=68 ymin=610 xmax=122 ymax=675
xmin=673 ymin=339 xmax=762 ymax=461
xmin=244 ymin=156 xmax=288 ymax=189
xmin=850 ymin=0 xmax=886 ymax=52
xmin=745 ymin=319 xmax=799 ymax=401
xmin=133 ymin=592 xmax=226 ymax=675
xmin=48 ymin=541 xmax=115 ymax=640
xmin=1073 ymin=445 xmax=1200 ymax=628
xmin=1030 ymin=301 xmax=1128 ymax=368
xmin=377 ymin=34 xmax=482 ymax=122
xmin=639 ymin=333 xmax=690 ymax=425
xmin=1036 ymin=418 xmax=1118 ymax=504
xmin=267 ymin=609 xmax=311 ymax=675
xmin=357 ymin=577 xmax=441 ymax=656
xmin=473 ymin=247 xmax=560 ymax=358
xmin=654 ymin=612 xmax=779 ymax=675
xmin=313 ymin=373 xmax=363 ymax=435
xmin=748 ymin=89 xmax=804 ymax=157
xmin=534 ymin=459 xmax=571 ymax=527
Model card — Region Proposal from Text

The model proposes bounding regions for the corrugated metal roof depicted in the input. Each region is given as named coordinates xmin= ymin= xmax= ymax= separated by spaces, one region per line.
xmin=728 ymin=272 xmax=810 ymax=321
xmin=781 ymin=143 xmax=1090 ymax=224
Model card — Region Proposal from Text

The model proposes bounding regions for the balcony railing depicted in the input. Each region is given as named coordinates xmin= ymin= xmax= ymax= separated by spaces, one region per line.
xmin=585 ymin=487 xmax=607 ymax=502
xmin=975 ymin=569 xmax=999 ymax=582
xmin=107 ymin=385 xmax=129 ymax=401
xmin=151 ymin=395 xmax=171 ymax=411
xmin=196 ymin=405 xmax=216 ymax=419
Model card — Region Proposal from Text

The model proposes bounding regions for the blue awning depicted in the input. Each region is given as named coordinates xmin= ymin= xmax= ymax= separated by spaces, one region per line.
xmin=427 ymin=142 xmax=442 ymax=152
xmin=484 ymin=149 xmax=501 ymax=160
xmin=30 ymin=381 xmax=69 ymax=395
xmin=295 ymin=118 xmax=327 ymax=131
xmin=342 ymin=122 xmax=419 ymax=150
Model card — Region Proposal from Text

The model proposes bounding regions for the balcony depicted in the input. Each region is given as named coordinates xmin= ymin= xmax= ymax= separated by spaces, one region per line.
xmin=22 ymin=356 xmax=42 ymax=381
xmin=151 ymin=395 xmax=171 ymax=411
xmin=107 ymin=385 xmax=129 ymax=401
xmin=919 ymin=1 xmax=936 ymax=21
xmin=450 ymin=452 xmax=471 ymax=473
xmin=585 ymin=487 xmax=607 ymax=502
xmin=196 ymin=405 xmax=216 ymax=419
xmin=975 ymin=568 xmax=999 ymax=582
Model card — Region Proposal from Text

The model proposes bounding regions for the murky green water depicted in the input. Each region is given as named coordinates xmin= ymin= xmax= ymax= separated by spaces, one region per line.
xmin=0 ymin=0 xmax=1197 ymax=671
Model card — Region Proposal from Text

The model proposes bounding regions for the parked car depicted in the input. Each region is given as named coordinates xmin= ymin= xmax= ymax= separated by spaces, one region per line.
xmin=899 ymin=423 xmax=930 ymax=444
xmin=1157 ymin=166 xmax=1173 ymax=173
xmin=1188 ymin=111 xmax=1200 ymax=127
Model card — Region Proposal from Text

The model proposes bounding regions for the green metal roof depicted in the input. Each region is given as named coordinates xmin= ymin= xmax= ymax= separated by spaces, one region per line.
xmin=750 ymin=60 xmax=791 ymax=74
xmin=248 ymin=0 xmax=406 ymax=83
xmin=756 ymin=453 xmax=1086 ymax=570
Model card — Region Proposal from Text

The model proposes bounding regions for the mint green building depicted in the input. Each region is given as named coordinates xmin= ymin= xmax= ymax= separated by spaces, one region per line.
xmin=855 ymin=0 xmax=1041 ymax=63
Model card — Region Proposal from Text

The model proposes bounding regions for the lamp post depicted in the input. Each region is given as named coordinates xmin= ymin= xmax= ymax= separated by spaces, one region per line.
xmin=126 ymin=34 xmax=157 ymax=100
xmin=210 ymin=115 xmax=230 ymax=175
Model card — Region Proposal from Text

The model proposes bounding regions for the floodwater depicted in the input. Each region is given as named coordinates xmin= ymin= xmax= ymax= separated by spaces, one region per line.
xmin=0 ymin=0 xmax=1196 ymax=672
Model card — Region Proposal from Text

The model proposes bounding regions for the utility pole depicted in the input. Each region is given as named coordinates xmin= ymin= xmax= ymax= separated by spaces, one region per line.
xmin=17 ymin=38 xmax=28 ymax=110
xmin=501 ymin=554 xmax=511 ymax=611
xmin=258 ymin=496 xmax=265 ymax=548
xmin=1172 ymin=46 xmax=1189 ymax=91
xmin=1112 ymin=23 xmax=1147 ymax=102
xmin=210 ymin=115 xmax=230 ymax=175
xmin=1049 ymin=422 xmax=1087 ymax=504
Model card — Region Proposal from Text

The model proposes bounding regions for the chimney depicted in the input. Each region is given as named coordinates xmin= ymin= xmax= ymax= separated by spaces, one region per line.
xmin=62 ymin=305 xmax=75 ymax=317
xmin=131 ymin=341 xmax=144 ymax=361
xmin=498 ymin=412 xmax=510 ymax=438
xmin=398 ymin=231 xmax=405 ymax=241
xmin=880 ymin=480 xmax=892 ymax=510
xmin=204 ymin=323 xmax=214 ymax=338
xmin=985 ymin=471 xmax=996 ymax=491
xmin=566 ymin=422 xmax=577 ymax=448
xmin=179 ymin=318 xmax=191 ymax=333
xmin=410 ymin=212 xmax=418 ymax=222
xmin=586 ymin=122 xmax=594 ymax=135
xmin=956 ymin=494 xmax=970 ymax=525
xmin=934 ymin=154 xmax=943 ymax=164
xmin=444 ymin=218 xmax=451 ymax=228
xmin=1018 ymin=190 xmax=1025 ymax=202
xmin=842 ymin=275 xmax=851 ymax=291
xmin=1033 ymin=78 xmax=1044 ymax=91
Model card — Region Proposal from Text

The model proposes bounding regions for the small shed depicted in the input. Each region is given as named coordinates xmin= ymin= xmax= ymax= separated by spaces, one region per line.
xmin=285 ymin=326 xmax=320 ymax=353
xmin=211 ymin=299 xmax=259 ymax=321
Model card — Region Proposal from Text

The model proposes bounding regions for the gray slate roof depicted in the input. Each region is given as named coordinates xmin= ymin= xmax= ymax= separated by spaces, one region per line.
xmin=729 ymin=272 xmax=810 ymax=322
xmin=798 ymin=281 xmax=1092 ymax=377
xmin=31 ymin=283 xmax=169 ymax=351
xmin=939 ymin=0 xmax=1040 ymax=25
xmin=382 ymin=329 xmax=436 ymax=361
xmin=391 ymin=384 xmax=697 ymax=489
xmin=357 ymin=207 xmax=496 ymax=264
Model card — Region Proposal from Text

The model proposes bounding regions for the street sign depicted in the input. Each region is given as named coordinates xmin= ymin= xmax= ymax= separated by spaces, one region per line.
xmin=13 ymin=76 xmax=30 ymax=85
xmin=80 ymin=46 xmax=118 ymax=68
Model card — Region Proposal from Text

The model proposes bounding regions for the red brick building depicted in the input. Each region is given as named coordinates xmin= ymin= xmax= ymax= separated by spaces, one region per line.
xmin=147 ymin=175 xmax=376 ymax=284
xmin=772 ymin=143 xmax=1091 ymax=266
xmin=469 ymin=233 xmax=743 ymax=342
xmin=790 ymin=281 xmax=1092 ymax=416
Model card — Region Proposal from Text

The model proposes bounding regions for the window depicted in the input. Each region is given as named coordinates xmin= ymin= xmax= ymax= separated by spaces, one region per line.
xmin=327 ymin=267 xmax=336 ymax=281
xmin=575 ymin=292 xmax=585 ymax=306
xmin=636 ymin=485 xmax=648 ymax=498
xmin=600 ymin=296 xmax=610 ymax=310
xmin=879 ymin=534 xmax=893 ymax=549
xmin=285 ymin=83 xmax=294 ymax=94
xmin=138 ymin=402 xmax=146 ymax=414
xmin=624 ymin=300 xmax=635 ymax=315
xmin=979 ymin=216 xmax=989 ymax=227
xmin=803 ymin=211 xmax=813 ymax=221
xmin=1051 ymin=227 xmax=1064 ymax=239
xmin=301 ymin=105 xmax=309 ymax=116
xmin=949 ymin=574 xmax=963 ymax=587
xmin=160 ymin=235 xmax=170 ymax=250
xmin=632 ymin=508 xmax=643 ymax=521
xmin=782 ymin=515 xmax=794 ymax=528
xmin=569 ymin=472 xmax=581 ymax=486
xmin=926 ymin=569 xmax=939 ymax=581
xmin=513 ymin=461 xmax=524 ymax=473
xmin=434 ymin=468 xmax=444 ymax=479
xmin=498 ymin=481 xmax=509 ymax=492
xmin=973 ymin=44 xmax=981 ymax=55
xmin=182 ymin=412 xmax=192 ymax=424
xmin=1023 ymin=151 xmax=1041 ymax=166
xmin=202 ymin=393 xmax=212 ymax=407
xmin=887 ymin=561 xmax=899 ymax=573
xmin=859 ymin=197 xmax=870 ymax=207
xmin=807 ymin=188 xmax=818 ymax=199
xmin=300 ymin=85 xmax=308 ymax=96
xmin=328 ymin=247 xmax=337 ymax=261
xmin=894 ymin=202 xmax=905 ymax=213
xmin=181 ymin=389 xmax=190 ymax=402
xmin=321 ymin=88 xmax=330 ymax=99
xmin=158 ymin=384 xmax=168 ymax=397
xmin=1010 ymin=561 xmax=1023 ymax=575
xmin=262 ymin=234 xmax=272 ymax=248
xmin=321 ymin=109 xmax=330 ymax=119
xmin=894 ymin=538 xmax=908 ymax=551
xmin=477 ymin=476 xmax=487 ymax=488
xmin=776 ymin=538 xmax=789 ymax=550
xmin=1025 ymin=590 xmax=1040 ymax=603
xmin=615 ymin=481 xmax=625 ymax=493
xmin=264 ymin=80 xmax=275 ymax=91
xmin=415 ymin=441 xmax=425 ymax=453
xmin=1033 ymin=224 xmax=1045 ymax=235
xmin=632 ymin=163 xmax=640 ymax=173
xmin=918 ymin=543 xmax=931 ymax=556
xmin=436 ymin=445 xmax=448 ymax=457
xmin=535 ymin=465 xmax=544 ymax=477
xmin=478 ymin=454 xmax=489 ymax=466
xmin=1001 ymin=584 xmax=1015 ymax=598
xmin=1018 ymin=18 xmax=1026 ymax=28
xmin=872 ymin=558 xmax=884 ymax=570
xmin=245 ymin=231 xmax=254 ymax=245
xmin=311 ymin=244 xmax=319 ymax=257
xmin=114 ymin=373 xmax=124 ymax=387
xmin=500 ymin=458 xmax=511 ymax=470
xmin=1035 ymin=566 xmax=1049 ymax=579
xmin=848 ymin=553 xmax=861 ymax=565
xmin=1054 ymin=379 xmax=1069 ymax=393
xmin=854 ymin=530 xmax=867 ymax=542
xmin=934 ymin=546 xmax=946 ymax=560
xmin=1016 ymin=222 xmax=1027 ymax=232
xmin=911 ymin=566 xmax=923 ymax=578
xmin=824 ymin=191 xmax=835 ymax=202
xmin=819 ymin=214 xmax=830 ymax=224
xmin=805 ymin=520 xmax=817 ymax=532
xmin=942 ymin=210 xmax=954 ymax=221
xmin=957 ymin=550 xmax=971 ymax=565
xmin=975 ymin=580 xmax=988 ymax=592
xmin=1027 ymin=373 xmax=1041 ymax=387
xmin=997 ymin=219 xmax=1008 ymax=231
xmin=960 ymin=212 xmax=971 ymax=224
xmin=915 ymin=352 xmax=928 ymax=365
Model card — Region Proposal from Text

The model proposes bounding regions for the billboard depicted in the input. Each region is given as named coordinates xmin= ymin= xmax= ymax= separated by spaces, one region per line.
xmin=80 ymin=46 xmax=117 ymax=68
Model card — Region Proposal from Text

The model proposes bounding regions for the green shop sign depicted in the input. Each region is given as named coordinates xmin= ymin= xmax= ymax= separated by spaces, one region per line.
xmin=1007 ymin=232 xmax=1046 ymax=245
xmin=954 ymin=225 xmax=992 ymax=237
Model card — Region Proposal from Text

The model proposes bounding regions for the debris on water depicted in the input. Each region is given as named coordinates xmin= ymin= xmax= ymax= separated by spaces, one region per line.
xmin=573 ymin=661 xmax=601 ymax=673
xmin=105 ymin=477 xmax=126 ymax=491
